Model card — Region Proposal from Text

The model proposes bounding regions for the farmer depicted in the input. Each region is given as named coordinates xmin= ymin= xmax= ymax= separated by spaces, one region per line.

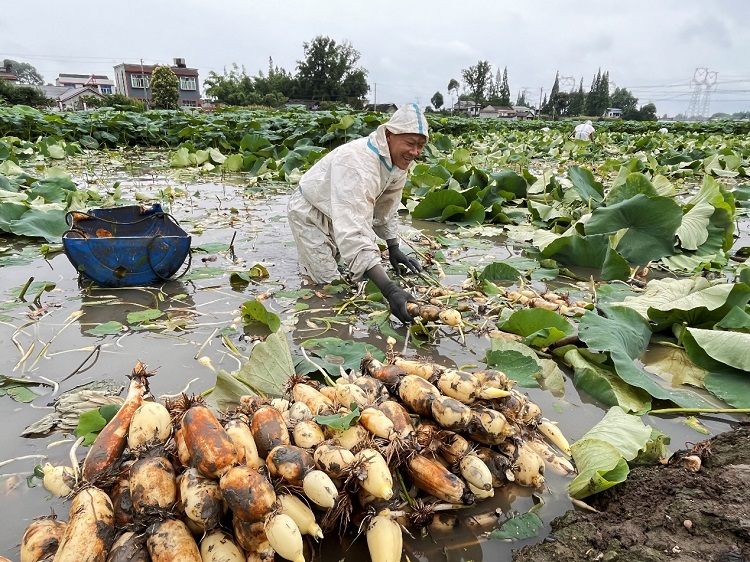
xmin=287 ymin=104 xmax=428 ymax=324
xmin=572 ymin=120 xmax=596 ymax=141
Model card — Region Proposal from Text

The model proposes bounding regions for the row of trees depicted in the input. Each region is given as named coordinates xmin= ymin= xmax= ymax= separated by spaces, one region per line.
xmin=541 ymin=69 xmax=656 ymax=120
xmin=432 ymin=62 xmax=657 ymax=120
xmin=204 ymin=36 xmax=369 ymax=108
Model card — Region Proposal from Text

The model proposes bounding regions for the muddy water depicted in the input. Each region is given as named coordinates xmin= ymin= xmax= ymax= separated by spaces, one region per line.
xmin=0 ymin=161 xmax=738 ymax=560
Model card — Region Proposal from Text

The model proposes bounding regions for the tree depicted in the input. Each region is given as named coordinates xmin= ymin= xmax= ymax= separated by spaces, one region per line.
xmin=82 ymin=93 xmax=145 ymax=111
xmin=294 ymin=36 xmax=369 ymax=108
xmin=0 ymin=80 xmax=50 ymax=107
xmin=150 ymin=66 xmax=179 ymax=109
xmin=610 ymin=87 xmax=638 ymax=118
xmin=431 ymin=91 xmax=444 ymax=110
xmin=461 ymin=60 xmax=492 ymax=107
xmin=254 ymin=57 xmax=294 ymax=101
xmin=550 ymin=91 xmax=572 ymax=117
xmin=636 ymin=103 xmax=657 ymax=121
xmin=498 ymin=67 xmax=511 ymax=106
xmin=568 ymin=79 xmax=586 ymax=116
xmin=2 ymin=59 xmax=43 ymax=85
xmin=543 ymin=71 xmax=560 ymax=116
xmin=516 ymin=89 xmax=529 ymax=107
xmin=585 ymin=68 xmax=609 ymax=117
xmin=447 ymin=78 xmax=460 ymax=109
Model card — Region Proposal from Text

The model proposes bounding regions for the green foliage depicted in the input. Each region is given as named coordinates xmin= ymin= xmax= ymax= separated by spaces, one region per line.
xmin=609 ymin=87 xmax=638 ymax=115
xmin=75 ymin=404 xmax=120 ymax=446
xmin=585 ymin=68 xmax=610 ymax=117
xmin=2 ymin=59 xmax=43 ymax=85
xmin=204 ymin=63 xmax=290 ymax=107
xmin=81 ymin=93 xmax=145 ymax=112
xmin=150 ymin=66 xmax=179 ymax=110
xmin=0 ymin=80 xmax=50 ymax=107
xmin=431 ymin=91 xmax=444 ymax=110
xmin=462 ymin=60 xmax=492 ymax=106
xmin=569 ymin=406 xmax=653 ymax=499
xmin=295 ymin=36 xmax=369 ymax=108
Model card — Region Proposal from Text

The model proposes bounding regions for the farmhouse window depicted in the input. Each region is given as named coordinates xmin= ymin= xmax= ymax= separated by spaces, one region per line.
xmin=130 ymin=75 xmax=150 ymax=89
xmin=180 ymin=77 xmax=197 ymax=91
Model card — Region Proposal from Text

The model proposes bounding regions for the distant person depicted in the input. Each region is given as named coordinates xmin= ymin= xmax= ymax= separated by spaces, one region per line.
xmin=287 ymin=104 xmax=428 ymax=323
xmin=572 ymin=120 xmax=595 ymax=141
xmin=658 ymin=127 xmax=668 ymax=134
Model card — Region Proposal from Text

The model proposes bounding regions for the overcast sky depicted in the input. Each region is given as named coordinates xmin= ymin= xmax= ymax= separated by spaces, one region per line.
xmin=3 ymin=0 xmax=749 ymax=116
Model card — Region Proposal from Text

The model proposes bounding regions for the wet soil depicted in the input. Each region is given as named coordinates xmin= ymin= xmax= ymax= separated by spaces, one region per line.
xmin=513 ymin=424 xmax=750 ymax=562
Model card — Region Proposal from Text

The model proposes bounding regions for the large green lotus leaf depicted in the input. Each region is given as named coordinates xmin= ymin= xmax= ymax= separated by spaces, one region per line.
xmin=206 ymin=369 xmax=257 ymax=411
xmin=569 ymin=406 xmax=652 ymax=499
xmin=223 ymin=154 xmax=245 ymax=172
xmin=412 ymin=190 xmax=466 ymax=220
xmin=569 ymin=441 xmax=630 ymax=499
xmin=528 ymin=200 xmax=571 ymax=224
xmin=500 ymin=308 xmax=573 ymax=348
xmin=715 ymin=306 xmax=750 ymax=331
xmin=226 ymin=330 xmax=296 ymax=399
xmin=485 ymin=350 xmax=540 ymax=387
xmin=538 ymin=358 xmax=566 ymax=397
xmin=579 ymin=406 xmax=653 ymax=459
xmin=648 ymin=283 xmax=750 ymax=330
xmin=0 ymin=202 xmax=27 ymax=233
xmin=676 ymin=201 xmax=713 ymax=251
xmin=698 ymin=206 xmax=734 ymax=255
xmin=490 ymin=170 xmax=527 ymax=198
xmin=641 ymin=344 xmax=707 ymax=388
xmin=486 ymin=337 xmax=541 ymax=387
xmin=411 ymin=171 xmax=448 ymax=189
xmin=169 ymin=146 xmax=193 ymax=168
xmin=689 ymin=175 xmax=735 ymax=216
xmin=652 ymin=175 xmax=676 ymax=197
xmin=585 ymin=194 xmax=682 ymax=263
xmin=25 ymin=176 xmax=77 ymax=204
xmin=611 ymin=158 xmax=646 ymax=188
xmin=241 ymin=299 xmax=281 ymax=332
xmin=579 ymin=307 xmax=713 ymax=408
xmin=604 ymin=173 xmax=658 ymax=206
xmin=9 ymin=208 xmax=68 ymax=242
xmin=446 ymin=200 xmax=485 ymax=224
xmin=615 ymin=277 xmax=710 ymax=319
xmin=538 ymin=231 xmax=629 ymax=281
xmin=488 ymin=512 xmax=544 ymax=541
xmin=683 ymin=328 xmax=750 ymax=372
xmin=661 ymin=253 xmax=717 ymax=274
xmin=439 ymin=204 xmax=464 ymax=221
xmin=301 ymin=337 xmax=385 ymax=377
xmin=703 ymin=371 xmax=750 ymax=408
xmin=564 ymin=348 xmax=651 ymax=413
xmin=478 ymin=261 xmax=522 ymax=282
xmin=567 ymin=166 xmax=603 ymax=204
xmin=666 ymin=206 xmax=735 ymax=274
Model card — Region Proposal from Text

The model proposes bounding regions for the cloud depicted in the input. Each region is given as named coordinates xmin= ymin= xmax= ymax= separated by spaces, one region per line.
xmin=679 ymin=15 xmax=733 ymax=49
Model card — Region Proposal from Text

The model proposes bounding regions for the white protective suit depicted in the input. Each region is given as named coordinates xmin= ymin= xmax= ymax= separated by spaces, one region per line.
xmin=287 ymin=104 xmax=429 ymax=283
xmin=573 ymin=120 xmax=595 ymax=140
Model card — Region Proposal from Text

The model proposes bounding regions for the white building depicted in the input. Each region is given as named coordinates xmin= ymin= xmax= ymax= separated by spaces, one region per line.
xmin=55 ymin=74 xmax=115 ymax=95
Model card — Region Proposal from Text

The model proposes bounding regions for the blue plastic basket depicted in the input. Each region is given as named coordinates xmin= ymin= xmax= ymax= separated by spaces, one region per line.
xmin=62 ymin=204 xmax=191 ymax=287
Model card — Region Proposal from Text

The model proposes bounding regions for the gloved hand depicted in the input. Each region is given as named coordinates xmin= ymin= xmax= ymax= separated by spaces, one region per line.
xmin=365 ymin=264 xmax=417 ymax=324
xmin=387 ymin=241 xmax=422 ymax=275
xmin=381 ymin=282 xmax=417 ymax=324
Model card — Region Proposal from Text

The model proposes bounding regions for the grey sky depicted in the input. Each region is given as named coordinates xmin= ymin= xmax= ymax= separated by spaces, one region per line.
xmin=3 ymin=0 xmax=749 ymax=116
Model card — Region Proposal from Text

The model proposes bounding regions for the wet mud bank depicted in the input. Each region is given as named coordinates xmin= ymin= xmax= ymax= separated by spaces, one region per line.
xmin=513 ymin=424 xmax=750 ymax=562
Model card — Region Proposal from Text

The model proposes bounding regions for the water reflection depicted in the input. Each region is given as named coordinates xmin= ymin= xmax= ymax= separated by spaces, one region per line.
xmin=77 ymin=280 xmax=197 ymax=336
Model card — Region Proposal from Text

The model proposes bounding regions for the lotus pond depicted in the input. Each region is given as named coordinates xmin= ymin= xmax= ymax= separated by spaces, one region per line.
xmin=0 ymin=107 xmax=748 ymax=561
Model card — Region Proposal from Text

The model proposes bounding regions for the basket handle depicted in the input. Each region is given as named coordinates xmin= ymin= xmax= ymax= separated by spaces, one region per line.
xmin=146 ymin=235 xmax=192 ymax=281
